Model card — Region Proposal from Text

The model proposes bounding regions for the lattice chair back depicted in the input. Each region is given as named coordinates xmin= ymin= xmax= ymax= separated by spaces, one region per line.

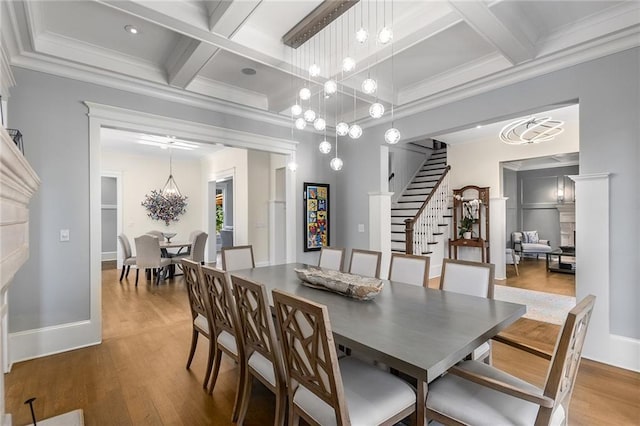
xmin=272 ymin=289 xmax=349 ymax=425
xmin=539 ymin=295 xmax=596 ymax=425
xmin=182 ymin=259 xmax=207 ymax=321
xmin=201 ymin=266 xmax=240 ymax=339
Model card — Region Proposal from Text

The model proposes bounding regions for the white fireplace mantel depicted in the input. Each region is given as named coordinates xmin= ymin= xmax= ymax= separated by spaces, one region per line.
xmin=0 ymin=126 xmax=40 ymax=425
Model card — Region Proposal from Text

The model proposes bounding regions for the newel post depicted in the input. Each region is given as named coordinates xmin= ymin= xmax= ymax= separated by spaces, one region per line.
xmin=404 ymin=218 xmax=414 ymax=254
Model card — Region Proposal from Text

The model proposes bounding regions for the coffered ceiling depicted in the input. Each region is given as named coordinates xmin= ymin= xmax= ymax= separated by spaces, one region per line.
xmin=2 ymin=1 xmax=639 ymax=129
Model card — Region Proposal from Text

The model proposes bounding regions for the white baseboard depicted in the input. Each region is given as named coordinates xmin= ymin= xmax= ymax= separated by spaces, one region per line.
xmin=101 ymin=251 xmax=116 ymax=261
xmin=584 ymin=334 xmax=640 ymax=373
xmin=8 ymin=320 xmax=101 ymax=367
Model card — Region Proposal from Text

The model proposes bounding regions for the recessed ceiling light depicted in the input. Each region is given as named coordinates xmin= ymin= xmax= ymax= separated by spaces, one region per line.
xmin=476 ymin=125 xmax=483 ymax=129
xmin=241 ymin=68 xmax=256 ymax=75
xmin=124 ymin=25 xmax=139 ymax=35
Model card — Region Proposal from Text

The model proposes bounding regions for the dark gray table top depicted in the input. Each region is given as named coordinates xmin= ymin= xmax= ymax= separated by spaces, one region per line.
xmin=231 ymin=263 xmax=525 ymax=382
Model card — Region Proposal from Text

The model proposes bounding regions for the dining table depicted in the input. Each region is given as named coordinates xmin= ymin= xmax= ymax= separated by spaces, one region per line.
xmin=160 ymin=241 xmax=192 ymax=278
xmin=230 ymin=262 xmax=526 ymax=426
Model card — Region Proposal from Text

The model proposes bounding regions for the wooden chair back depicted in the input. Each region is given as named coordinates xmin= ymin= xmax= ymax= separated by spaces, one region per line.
xmin=318 ymin=247 xmax=345 ymax=271
xmin=388 ymin=253 xmax=430 ymax=287
xmin=231 ymin=275 xmax=286 ymax=381
xmin=118 ymin=234 xmax=133 ymax=259
xmin=348 ymin=249 xmax=382 ymax=278
xmin=440 ymin=258 xmax=495 ymax=298
xmin=182 ymin=259 xmax=207 ymax=322
xmin=134 ymin=234 xmax=162 ymax=269
xmin=201 ymin=265 xmax=240 ymax=339
xmin=538 ymin=295 xmax=596 ymax=425
xmin=222 ymin=245 xmax=255 ymax=271
xmin=272 ymin=289 xmax=349 ymax=425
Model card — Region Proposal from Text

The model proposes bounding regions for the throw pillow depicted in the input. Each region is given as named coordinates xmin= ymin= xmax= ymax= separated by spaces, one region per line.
xmin=523 ymin=230 xmax=539 ymax=244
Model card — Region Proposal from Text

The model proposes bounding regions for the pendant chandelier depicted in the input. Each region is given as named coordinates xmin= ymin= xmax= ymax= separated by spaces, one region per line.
xmin=499 ymin=116 xmax=565 ymax=145
xmin=284 ymin=0 xmax=400 ymax=170
xmin=162 ymin=145 xmax=182 ymax=197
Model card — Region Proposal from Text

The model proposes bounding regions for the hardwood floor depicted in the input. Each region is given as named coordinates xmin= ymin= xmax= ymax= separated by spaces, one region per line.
xmin=6 ymin=266 xmax=639 ymax=425
xmin=504 ymin=257 xmax=576 ymax=297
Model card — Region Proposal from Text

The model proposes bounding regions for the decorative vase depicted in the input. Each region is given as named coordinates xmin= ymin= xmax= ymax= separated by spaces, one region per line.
xmin=463 ymin=231 xmax=472 ymax=239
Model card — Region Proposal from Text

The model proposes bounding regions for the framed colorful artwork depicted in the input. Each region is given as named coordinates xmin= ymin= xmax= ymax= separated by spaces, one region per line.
xmin=303 ymin=182 xmax=330 ymax=252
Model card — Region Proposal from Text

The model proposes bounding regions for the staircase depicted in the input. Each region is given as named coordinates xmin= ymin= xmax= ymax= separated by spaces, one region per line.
xmin=391 ymin=147 xmax=450 ymax=254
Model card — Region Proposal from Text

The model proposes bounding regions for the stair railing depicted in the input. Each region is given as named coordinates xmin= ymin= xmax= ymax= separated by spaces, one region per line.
xmin=404 ymin=166 xmax=451 ymax=255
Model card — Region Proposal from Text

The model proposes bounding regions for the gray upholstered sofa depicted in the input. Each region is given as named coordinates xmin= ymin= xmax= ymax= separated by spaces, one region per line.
xmin=512 ymin=231 xmax=551 ymax=258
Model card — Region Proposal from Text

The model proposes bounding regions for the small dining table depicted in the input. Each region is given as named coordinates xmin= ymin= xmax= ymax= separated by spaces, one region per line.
xmin=231 ymin=263 xmax=526 ymax=426
xmin=160 ymin=241 xmax=192 ymax=278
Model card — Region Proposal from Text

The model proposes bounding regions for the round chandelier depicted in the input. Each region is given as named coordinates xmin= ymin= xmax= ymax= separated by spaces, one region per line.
xmin=499 ymin=116 xmax=565 ymax=145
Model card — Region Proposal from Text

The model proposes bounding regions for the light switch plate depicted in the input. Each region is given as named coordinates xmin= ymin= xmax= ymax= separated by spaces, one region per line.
xmin=60 ymin=229 xmax=70 ymax=242
xmin=358 ymin=224 xmax=365 ymax=233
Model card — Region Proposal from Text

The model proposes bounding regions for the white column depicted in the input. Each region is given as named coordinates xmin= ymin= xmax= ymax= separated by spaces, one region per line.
xmin=369 ymin=192 xmax=393 ymax=279
xmin=490 ymin=197 xmax=508 ymax=279
xmin=570 ymin=174 xmax=613 ymax=364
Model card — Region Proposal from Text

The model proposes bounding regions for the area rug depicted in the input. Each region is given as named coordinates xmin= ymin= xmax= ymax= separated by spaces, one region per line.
xmin=494 ymin=286 xmax=576 ymax=325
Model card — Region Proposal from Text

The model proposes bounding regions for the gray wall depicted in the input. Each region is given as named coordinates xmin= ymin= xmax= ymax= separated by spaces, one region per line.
xmin=100 ymin=176 xmax=117 ymax=254
xmin=517 ymin=165 xmax=579 ymax=249
xmin=503 ymin=168 xmax=517 ymax=247
xmin=8 ymin=67 xmax=334 ymax=333
xmin=337 ymin=48 xmax=639 ymax=339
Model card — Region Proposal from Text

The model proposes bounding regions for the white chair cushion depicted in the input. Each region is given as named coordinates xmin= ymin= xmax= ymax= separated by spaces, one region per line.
xmin=441 ymin=263 xmax=491 ymax=298
xmin=293 ymin=357 xmax=415 ymax=426
xmin=427 ymin=360 xmax=565 ymax=426
xmin=522 ymin=243 xmax=552 ymax=253
xmin=193 ymin=314 xmax=208 ymax=332
xmin=248 ymin=351 xmax=275 ymax=387
xmin=319 ymin=249 xmax=343 ymax=271
xmin=217 ymin=330 xmax=238 ymax=356
xmin=349 ymin=252 xmax=379 ymax=278
xmin=389 ymin=257 xmax=428 ymax=287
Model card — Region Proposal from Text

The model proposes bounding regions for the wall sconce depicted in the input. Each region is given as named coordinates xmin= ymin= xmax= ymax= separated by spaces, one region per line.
xmin=557 ymin=179 xmax=565 ymax=203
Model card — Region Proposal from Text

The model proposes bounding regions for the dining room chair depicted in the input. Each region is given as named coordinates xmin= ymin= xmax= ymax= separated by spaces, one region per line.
xmin=426 ymin=295 xmax=596 ymax=426
xmin=181 ymin=259 xmax=215 ymax=389
xmin=231 ymin=275 xmax=287 ymax=426
xmin=221 ymin=245 xmax=255 ymax=271
xmin=134 ymin=234 xmax=171 ymax=286
xmin=117 ymin=234 xmax=137 ymax=281
xmin=200 ymin=265 xmax=246 ymax=422
xmin=172 ymin=231 xmax=208 ymax=267
xmin=272 ymin=289 xmax=417 ymax=426
xmin=348 ymin=248 xmax=382 ymax=278
xmin=318 ymin=246 xmax=345 ymax=271
xmin=388 ymin=253 xmax=430 ymax=287
xmin=440 ymin=258 xmax=495 ymax=364
xmin=146 ymin=230 xmax=164 ymax=240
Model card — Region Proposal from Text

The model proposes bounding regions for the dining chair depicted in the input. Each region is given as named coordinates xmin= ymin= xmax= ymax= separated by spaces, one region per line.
xmin=318 ymin=246 xmax=345 ymax=271
xmin=117 ymin=234 xmax=136 ymax=281
xmin=388 ymin=253 xmax=430 ymax=287
xmin=426 ymin=295 xmax=596 ymax=426
xmin=221 ymin=245 xmax=255 ymax=271
xmin=200 ymin=265 xmax=246 ymax=422
xmin=172 ymin=231 xmax=208 ymax=266
xmin=134 ymin=234 xmax=171 ymax=286
xmin=146 ymin=230 xmax=164 ymax=240
xmin=181 ymin=259 xmax=215 ymax=389
xmin=231 ymin=275 xmax=287 ymax=426
xmin=348 ymin=248 xmax=382 ymax=278
xmin=272 ymin=289 xmax=417 ymax=426
xmin=440 ymin=258 xmax=496 ymax=364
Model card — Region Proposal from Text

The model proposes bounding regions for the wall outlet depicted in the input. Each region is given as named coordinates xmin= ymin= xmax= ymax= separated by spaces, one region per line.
xmin=358 ymin=224 xmax=365 ymax=233
xmin=60 ymin=229 xmax=70 ymax=242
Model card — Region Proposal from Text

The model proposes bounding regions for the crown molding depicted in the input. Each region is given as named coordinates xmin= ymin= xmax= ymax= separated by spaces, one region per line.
xmin=0 ymin=38 xmax=16 ymax=97
xmin=187 ymin=76 xmax=268 ymax=111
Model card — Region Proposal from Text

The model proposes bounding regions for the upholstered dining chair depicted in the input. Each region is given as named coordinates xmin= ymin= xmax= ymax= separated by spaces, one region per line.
xmin=117 ymin=234 xmax=136 ymax=281
xmin=200 ymin=265 xmax=246 ymax=422
xmin=272 ymin=289 xmax=417 ymax=426
xmin=388 ymin=253 xmax=430 ymax=287
xmin=181 ymin=259 xmax=215 ymax=389
xmin=221 ymin=245 xmax=255 ymax=271
xmin=134 ymin=234 xmax=171 ymax=286
xmin=426 ymin=295 xmax=596 ymax=426
xmin=172 ymin=231 xmax=208 ymax=267
xmin=440 ymin=258 xmax=496 ymax=364
xmin=318 ymin=246 xmax=345 ymax=271
xmin=146 ymin=230 xmax=164 ymax=240
xmin=231 ymin=275 xmax=287 ymax=426
xmin=348 ymin=249 xmax=382 ymax=278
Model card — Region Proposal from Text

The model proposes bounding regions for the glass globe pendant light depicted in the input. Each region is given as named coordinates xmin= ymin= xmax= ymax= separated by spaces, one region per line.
xmin=299 ymin=87 xmax=311 ymax=101
xmin=313 ymin=117 xmax=326 ymax=131
xmin=342 ymin=57 xmax=356 ymax=73
xmin=369 ymin=102 xmax=384 ymax=119
xmin=304 ymin=109 xmax=316 ymax=122
xmin=295 ymin=117 xmax=307 ymax=130
xmin=385 ymin=127 xmax=401 ymax=144
xmin=324 ymin=79 xmax=337 ymax=95
xmin=309 ymin=63 xmax=321 ymax=77
xmin=319 ymin=140 xmax=332 ymax=154
xmin=330 ymin=157 xmax=343 ymax=171
xmin=377 ymin=26 xmax=393 ymax=44
xmin=361 ymin=78 xmax=377 ymax=95
xmin=336 ymin=122 xmax=349 ymax=136
xmin=348 ymin=124 xmax=362 ymax=139
xmin=291 ymin=103 xmax=302 ymax=116
xmin=356 ymin=27 xmax=368 ymax=44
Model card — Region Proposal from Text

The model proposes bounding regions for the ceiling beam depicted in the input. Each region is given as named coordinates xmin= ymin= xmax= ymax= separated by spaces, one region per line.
xmin=282 ymin=0 xmax=359 ymax=48
xmin=448 ymin=0 xmax=536 ymax=65
xmin=166 ymin=38 xmax=219 ymax=88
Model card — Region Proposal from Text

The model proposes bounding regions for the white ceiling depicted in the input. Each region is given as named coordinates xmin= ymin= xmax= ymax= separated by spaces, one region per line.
xmin=3 ymin=1 xmax=639 ymax=131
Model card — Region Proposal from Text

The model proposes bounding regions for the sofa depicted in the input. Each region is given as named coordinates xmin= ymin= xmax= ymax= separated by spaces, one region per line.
xmin=512 ymin=231 xmax=551 ymax=259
